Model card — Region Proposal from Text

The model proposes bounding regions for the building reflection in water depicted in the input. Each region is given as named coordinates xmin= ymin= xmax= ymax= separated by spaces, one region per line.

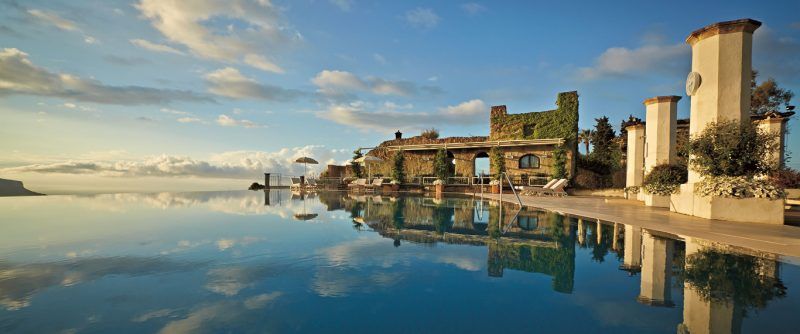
xmin=301 ymin=191 xmax=789 ymax=334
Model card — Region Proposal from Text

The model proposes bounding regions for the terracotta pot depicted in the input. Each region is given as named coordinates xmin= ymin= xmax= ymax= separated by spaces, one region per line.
xmin=391 ymin=184 xmax=401 ymax=191
xmin=491 ymin=185 xmax=500 ymax=194
xmin=435 ymin=184 xmax=445 ymax=195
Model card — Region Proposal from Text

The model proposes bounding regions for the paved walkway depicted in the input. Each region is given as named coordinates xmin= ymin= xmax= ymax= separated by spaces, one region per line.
xmin=476 ymin=193 xmax=800 ymax=260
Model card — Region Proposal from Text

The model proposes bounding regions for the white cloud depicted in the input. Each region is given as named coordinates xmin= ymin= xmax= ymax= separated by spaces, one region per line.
xmin=205 ymin=67 xmax=302 ymax=100
xmin=216 ymin=114 xmax=263 ymax=128
xmin=576 ymin=42 xmax=688 ymax=80
xmin=177 ymin=117 xmax=203 ymax=123
xmin=0 ymin=48 xmax=211 ymax=105
xmin=160 ymin=108 xmax=190 ymax=115
xmin=130 ymin=39 xmax=185 ymax=55
xmin=83 ymin=36 xmax=99 ymax=44
xmin=319 ymin=99 xmax=487 ymax=132
xmin=404 ymin=7 xmax=440 ymax=29
xmin=373 ymin=53 xmax=387 ymax=65
xmin=460 ymin=3 xmax=486 ymax=16
xmin=27 ymin=9 xmax=78 ymax=31
xmin=0 ymin=145 xmax=349 ymax=179
xmin=312 ymin=70 xmax=417 ymax=97
xmin=329 ymin=0 xmax=353 ymax=11
xmin=135 ymin=0 xmax=299 ymax=73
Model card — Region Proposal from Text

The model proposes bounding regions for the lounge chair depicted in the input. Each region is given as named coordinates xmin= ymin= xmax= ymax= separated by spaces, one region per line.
xmin=290 ymin=177 xmax=303 ymax=189
xmin=305 ymin=178 xmax=318 ymax=189
xmin=365 ymin=178 xmax=384 ymax=192
xmin=530 ymin=179 xmax=568 ymax=196
xmin=348 ymin=178 xmax=367 ymax=191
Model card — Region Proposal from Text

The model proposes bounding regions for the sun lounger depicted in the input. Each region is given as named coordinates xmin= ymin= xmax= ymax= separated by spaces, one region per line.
xmin=290 ymin=177 xmax=303 ymax=189
xmin=348 ymin=178 xmax=368 ymax=191
xmin=531 ymin=179 xmax=568 ymax=196
xmin=365 ymin=178 xmax=384 ymax=192
xmin=305 ymin=178 xmax=318 ymax=189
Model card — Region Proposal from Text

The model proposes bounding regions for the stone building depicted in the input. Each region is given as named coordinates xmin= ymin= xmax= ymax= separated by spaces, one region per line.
xmin=364 ymin=91 xmax=579 ymax=185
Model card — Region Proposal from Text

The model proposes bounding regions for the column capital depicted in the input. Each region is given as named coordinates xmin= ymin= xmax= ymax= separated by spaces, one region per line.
xmin=686 ymin=18 xmax=761 ymax=46
xmin=643 ymin=96 xmax=682 ymax=105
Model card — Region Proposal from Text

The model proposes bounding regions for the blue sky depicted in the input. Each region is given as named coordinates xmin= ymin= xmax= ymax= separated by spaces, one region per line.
xmin=1 ymin=0 xmax=799 ymax=193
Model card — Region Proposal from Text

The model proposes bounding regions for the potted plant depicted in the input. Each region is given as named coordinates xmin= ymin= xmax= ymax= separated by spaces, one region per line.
xmin=433 ymin=179 xmax=445 ymax=195
xmin=490 ymin=179 xmax=501 ymax=194
xmin=642 ymin=164 xmax=687 ymax=207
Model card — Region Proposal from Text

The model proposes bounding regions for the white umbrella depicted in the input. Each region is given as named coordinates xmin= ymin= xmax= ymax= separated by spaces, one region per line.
xmin=354 ymin=155 xmax=382 ymax=180
xmin=294 ymin=157 xmax=319 ymax=178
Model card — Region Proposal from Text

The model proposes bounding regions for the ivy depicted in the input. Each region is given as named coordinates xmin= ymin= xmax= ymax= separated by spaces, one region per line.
xmin=490 ymin=146 xmax=505 ymax=180
xmin=392 ymin=150 xmax=405 ymax=183
xmin=433 ymin=148 xmax=450 ymax=181
xmin=490 ymin=91 xmax=579 ymax=148
xmin=552 ymin=147 xmax=567 ymax=179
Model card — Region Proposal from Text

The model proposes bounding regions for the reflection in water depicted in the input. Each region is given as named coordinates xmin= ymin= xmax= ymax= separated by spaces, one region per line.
xmin=0 ymin=190 xmax=796 ymax=333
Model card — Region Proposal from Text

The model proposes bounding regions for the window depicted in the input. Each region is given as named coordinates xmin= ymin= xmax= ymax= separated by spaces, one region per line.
xmin=518 ymin=216 xmax=539 ymax=231
xmin=519 ymin=154 xmax=540 ymax=169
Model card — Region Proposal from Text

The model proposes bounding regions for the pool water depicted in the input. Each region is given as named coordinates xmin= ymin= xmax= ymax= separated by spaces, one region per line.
xmin=0 ymin=190 xmax=798 ymax=333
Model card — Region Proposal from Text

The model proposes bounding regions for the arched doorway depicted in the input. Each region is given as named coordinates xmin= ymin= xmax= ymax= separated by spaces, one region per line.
xmin=474 ymin=151 xmax=490 ymax=184
xmin=446 ymin=151 xmax=456 ymax=176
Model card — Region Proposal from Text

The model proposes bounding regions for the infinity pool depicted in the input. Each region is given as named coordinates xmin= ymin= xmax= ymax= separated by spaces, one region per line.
xmin=0 ymin=190 xmax=798 ymax=333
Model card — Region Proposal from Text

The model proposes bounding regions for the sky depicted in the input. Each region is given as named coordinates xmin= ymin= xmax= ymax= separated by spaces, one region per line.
xmin=1 ymin=0 xmax=799 ymax=194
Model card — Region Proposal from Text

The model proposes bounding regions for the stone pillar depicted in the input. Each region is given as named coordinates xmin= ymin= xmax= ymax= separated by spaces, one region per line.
xmin=686 ymin=19 xmax=761 ymax=183
xmin=596 ymin=220 xmax=603 ymax=244
xmin=577 ymin=219 xmax=585 ymax=246
xmin=637 ymin=230 xmax=674 ymax=307
xmin=757 ymin=117 xmax=787 ymax=169
xmin=264 ymin=173 xmax=270 ymax=188
xmin=625 ymin=124 xmax=645 ymax=199
xmin=672 ymin=19 xmax=784 ymax=225
xmin=612 ymin=223 xmax=620 ymax=251
xmin=642 ymin=96 xmax=680 ymax=207
xmin=620 ymin=225 xmax=642 ymax=273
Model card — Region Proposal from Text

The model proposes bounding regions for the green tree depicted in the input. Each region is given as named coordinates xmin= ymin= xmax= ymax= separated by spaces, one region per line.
xmin=578 ymin=129 xmax=594 ymax=156
xmin=392 ymin=150 xmax=405 ymax=183
xmin=751 ymin=70 xmax=795 ymax=115
xmin=489 ymin=146 xmax=505 ymax=180
xmin=351 ymin=149 xmax=363 ymax=178
xmin=433 ymin=148 xmax=450 ymax=181
xmin=590 ymin=116 xmax=617 ymax=166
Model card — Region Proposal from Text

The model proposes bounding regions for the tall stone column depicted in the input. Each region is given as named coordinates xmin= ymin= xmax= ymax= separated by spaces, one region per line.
xmin=577 ymin=218 xmax=586 ymax=246
xmin=637 ymin=230 xmax=674 ymax=307
xmin=642 ymin=96 xmax=680 ymax=207
xmin=625 ymin=124 xmax=645 ymax=200
xmin=756 ymin=117 xmax=788 ymax=169
xmin=620 ymin=225 xmax=642 ymax=273
xmin=685 ymin=19 xmax=761 ymax=183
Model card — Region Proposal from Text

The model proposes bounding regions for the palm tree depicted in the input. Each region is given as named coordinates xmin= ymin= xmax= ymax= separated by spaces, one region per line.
xmin=579 ymin=129 xmax=594 ymax=156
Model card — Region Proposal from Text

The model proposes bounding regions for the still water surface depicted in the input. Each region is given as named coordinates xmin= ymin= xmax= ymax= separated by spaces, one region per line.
xmin=0 ymin=190 xmax=798 ymax=333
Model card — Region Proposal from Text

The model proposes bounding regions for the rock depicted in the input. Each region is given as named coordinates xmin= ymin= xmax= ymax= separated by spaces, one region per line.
xmin=0 ymin=178 xmax=44 ymax=197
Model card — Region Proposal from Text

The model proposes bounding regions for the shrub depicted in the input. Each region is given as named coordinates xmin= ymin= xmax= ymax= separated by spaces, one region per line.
xmin=489 ymin=147 xmax=505 ymax=180
xmin=642 ymin=164 xmax=688 ymax=196
xmin=433 ymin=148 xmax=450 ymax=182
xmin=574 ymin=168 xmax=607 ymax=189
xmin=695 ymin=176 xmax=785 ymax=200
xmin=770 ymin=168 xmax=800 ymax=189
xmin=689 ymin=120 xmax=779 ymax=177
xmin=392 ymin=150 xmax=405 ymax=183
xmin=351 ymin=149 xmax=363 ymax=178
xmin=248 ymin=182 xmax=265 ymax=190
xmin=421 ymin=128 xmax=439 ymax=140
xmin=553 ymin=147 xmax=567 ymax=179
xmin=624 ymin=186 xmax=640 ymax=194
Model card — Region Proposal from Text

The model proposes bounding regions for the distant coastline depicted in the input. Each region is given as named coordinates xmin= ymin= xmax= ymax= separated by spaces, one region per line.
xmin=0 ymin=178 xmax=45 ymax=197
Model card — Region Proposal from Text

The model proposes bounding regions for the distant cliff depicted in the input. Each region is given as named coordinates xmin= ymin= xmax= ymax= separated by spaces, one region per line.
xmin=0 ymin=178 xmax=44 ymax=197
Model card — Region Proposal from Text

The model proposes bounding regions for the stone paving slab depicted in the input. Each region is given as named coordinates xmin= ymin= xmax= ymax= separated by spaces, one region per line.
xmin=476 ymin=193 xmax=800 ymax=260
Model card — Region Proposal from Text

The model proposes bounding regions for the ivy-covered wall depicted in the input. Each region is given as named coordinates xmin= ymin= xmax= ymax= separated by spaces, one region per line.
xmin=490 ymin=91 xmax=579 ymax=176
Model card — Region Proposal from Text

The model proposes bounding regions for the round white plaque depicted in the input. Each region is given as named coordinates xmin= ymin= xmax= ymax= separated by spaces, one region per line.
xmin=686 ymin=72 xmax=701 ymax=96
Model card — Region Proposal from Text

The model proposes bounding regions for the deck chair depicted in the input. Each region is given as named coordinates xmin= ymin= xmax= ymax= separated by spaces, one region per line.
xmin=290 ymin=177 xmax=303 ymax=189
xmin=365 ymin=178 xmax=384 ymax=193
xmin=348 ymin=178 xmax=367 ymax=191
xmin=532 ymin=179 xmax=568 ymax=196
xmin=305 ymin=178 xmax=318 ymax=189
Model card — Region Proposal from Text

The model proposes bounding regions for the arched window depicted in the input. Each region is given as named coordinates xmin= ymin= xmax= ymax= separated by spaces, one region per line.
xmin=519 ymin=154 xmax=540 ymax=169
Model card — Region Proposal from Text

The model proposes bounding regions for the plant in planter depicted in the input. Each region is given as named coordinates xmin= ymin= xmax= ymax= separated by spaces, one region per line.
xmin=689 ymin=121 xmax=782 ymax=199
xmin=433 ymin=179 xmax=445 ymax=194
xmin=433 ymin=148 xmax=450 ymax=182
xmin=677 ymin=120 xmax=785 ymax=224
xmin=642 ymin=164 xmax=688 ymax=196
xmin=624 ymin=186 xmax=640 ymax=199
xmin=489 ymin=179 xmax=501 ymax=193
